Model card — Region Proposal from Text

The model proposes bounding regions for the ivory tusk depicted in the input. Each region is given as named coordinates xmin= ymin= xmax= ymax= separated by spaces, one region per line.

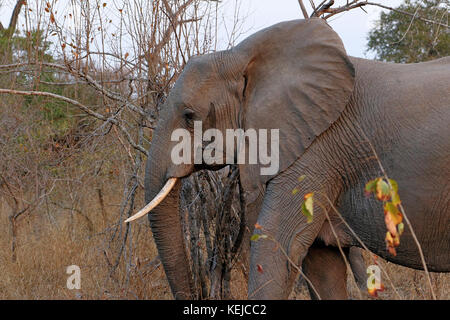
xmin=125 ymin=177 xmax=178 ymax=223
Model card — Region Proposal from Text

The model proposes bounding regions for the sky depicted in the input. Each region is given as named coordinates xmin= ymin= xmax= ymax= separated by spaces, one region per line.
xmin=0 ymin=0 xmax=405 ymax=58
xmin=223 ymin=0 xmax=405 ymax=58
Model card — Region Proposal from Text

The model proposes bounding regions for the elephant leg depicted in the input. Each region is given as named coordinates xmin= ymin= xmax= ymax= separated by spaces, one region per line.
xmin=302 ymin=245 xmax=348 ymax=300
xmin=247 ymin=179 xmax=332 ymax=299
xmin=348 ymin=247 xmax=367 ymax=292
xmin=238 ymin=185 xmax=266 ymax=276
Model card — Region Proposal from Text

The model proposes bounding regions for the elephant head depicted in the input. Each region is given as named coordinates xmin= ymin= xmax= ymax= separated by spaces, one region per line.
xmin=127 ymin=18 xmax=355 ymax=299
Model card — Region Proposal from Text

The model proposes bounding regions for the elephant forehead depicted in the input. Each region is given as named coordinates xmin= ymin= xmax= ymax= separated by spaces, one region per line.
xmin=182 ymin=55 xmax=217 ymax=83
xmin=174 ymin=58 xmax=222 ymax=102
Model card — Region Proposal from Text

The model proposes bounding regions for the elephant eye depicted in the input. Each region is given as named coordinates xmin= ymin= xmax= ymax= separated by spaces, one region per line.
xmin=183 ymin=108 xmax=195 ymax=121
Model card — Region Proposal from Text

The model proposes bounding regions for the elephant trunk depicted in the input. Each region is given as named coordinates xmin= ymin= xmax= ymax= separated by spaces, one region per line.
xmin=143 ymin=140 xmax=194 ymax=299
xmin=147 ymin=176 xmax=194 ymax=299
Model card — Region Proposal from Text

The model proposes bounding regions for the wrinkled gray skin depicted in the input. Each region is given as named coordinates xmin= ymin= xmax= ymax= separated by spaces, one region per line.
xmin=145 ymin=18 xmax=450 ymax=299
xmin=235 ymin=183 xmax=368 ymax=300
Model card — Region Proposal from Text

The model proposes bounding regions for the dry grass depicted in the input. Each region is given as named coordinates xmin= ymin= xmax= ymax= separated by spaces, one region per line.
xmin=291 ymin=251 xmax=450 ymax=300
xmin=351 ymin=251 xmax=450 ymax=300
xmin=0 ymin=185 xmax=172 ymax=300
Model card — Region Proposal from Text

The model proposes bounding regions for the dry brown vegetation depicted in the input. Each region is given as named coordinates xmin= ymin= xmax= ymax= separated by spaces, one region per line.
xmin=0 ymin=0 xmax=238 ymax=300
xmin=0 ymin=0 xmax=448 ymax=300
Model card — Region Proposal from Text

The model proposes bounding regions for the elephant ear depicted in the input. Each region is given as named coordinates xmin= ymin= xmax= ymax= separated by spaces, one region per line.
xmin=232 ymin=18 xmax=355 ymax=197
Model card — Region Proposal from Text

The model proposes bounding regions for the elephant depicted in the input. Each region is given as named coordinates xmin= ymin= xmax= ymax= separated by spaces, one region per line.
xmin=126 ymin=18 xmax=450 ymax=299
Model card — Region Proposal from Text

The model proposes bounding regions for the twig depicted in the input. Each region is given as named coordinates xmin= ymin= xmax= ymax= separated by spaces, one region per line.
xmin=388 ymin=5 xmax=421 ymax=45
xmin=0 ymin=62 xmax=147 ymax=118
xmin=315 ymin=0 xmax=449 ymax=28
xmin=248 ymin=279 xmax=274 ymax=299
xmin=252 ymin=230 xmax=323 ymax=300
xmin=311 ymin=0 xmax=335 ymax=17
xmin=0 ymin=88 xmax=107 ymax=121
xmin=323 ymin=195 xmax=403 ymax=299
xmin=316 ymin=198 xmax=364 ymax=299
xmin=0 ymin=88 xmax=148 ymax=155
xmin=298 ymin=1 xmax=310 ymax=19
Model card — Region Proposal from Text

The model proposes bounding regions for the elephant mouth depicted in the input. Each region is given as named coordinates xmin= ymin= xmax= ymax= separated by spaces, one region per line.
xmin=125 ymin=162 xmax=227 ymax=223
xmin=194 ymin=162 xmax=227 ymax=171
xmin=125 ymin=177 xmax=178 ymax=223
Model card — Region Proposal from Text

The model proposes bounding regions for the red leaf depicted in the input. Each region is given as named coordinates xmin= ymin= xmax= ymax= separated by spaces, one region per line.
xmin=388 ymin=246 xmax=397 ymax=256
xmin=368 ymin=283 xmax=385 ymax=297
xmin=257 ymin=264 xmax=264 ymax=274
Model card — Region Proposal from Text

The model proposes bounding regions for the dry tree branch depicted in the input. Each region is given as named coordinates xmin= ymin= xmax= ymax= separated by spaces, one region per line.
xmin=311 ymin=0 xmax=335 ymax=17
xmin=37 ymin=78 xmax=148 ymax=86
xmin=160 ymin=11 xmax=201 ymax=67
xmin=298 ymin=0 xmax=310 ymax=19
xmin=312 ymin=0 xmax=449 ymax=28
xmin=0 ymin=62 xmax=148 ymax=118
xmin=78 ymin=51 xmax=141 ymax=69
xmin=147 ymin=0 xmax=196 ymax=65
xmin=0 ymin=88 xmax=148 ymax=155
xmin=64 ymin=64 xmax=148 ymax=118
xmin=0 ymin=88 xmax=107 ymax=120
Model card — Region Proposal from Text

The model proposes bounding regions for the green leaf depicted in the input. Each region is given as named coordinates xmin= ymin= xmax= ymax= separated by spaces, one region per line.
xmin=388 ymin=179 xmax=398 ymax=193
xmin=251 ymin=234 xmax=268 ymax=242
xmin=398 ymin=222 xmax=404 ymax=236
xmin=365 ymin=178 xmax=378 ymax=196
xmin=376 ymin=179 xmax=391 ymax=201
xmin=391 ymin=191 xmax=401 ymax=206
xmin=388 ymin=178 xmax=401 ymax=206
xmin=298 ymin=175 xmax=306 ymax=182
xmin=292 ymin=188 xmax=299 ymax=195
xmin=301 ymin=193 xmax=314 ymax=223
xmin=384 ymin=202 xmax=401 ymax=219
